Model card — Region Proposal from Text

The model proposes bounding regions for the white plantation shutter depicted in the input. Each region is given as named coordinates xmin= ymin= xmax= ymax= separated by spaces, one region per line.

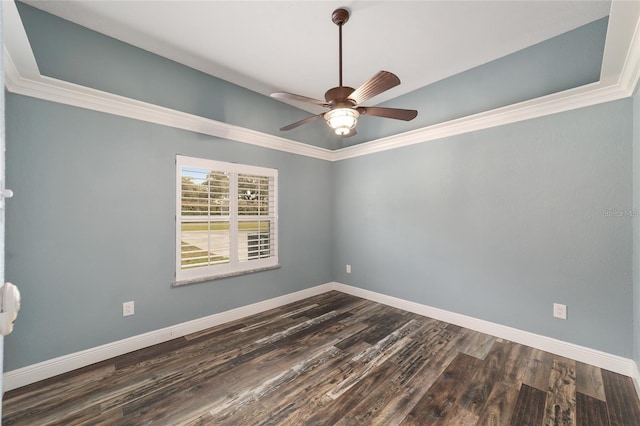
xmin=176 ymin=156 xmax=278 ymax=284
xmin=237 ymin=173 xmax=275 ymax=262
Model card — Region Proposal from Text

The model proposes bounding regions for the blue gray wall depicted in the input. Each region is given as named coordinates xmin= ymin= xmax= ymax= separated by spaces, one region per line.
xmin=344 ymin=17 xmax=608 ymax=146
xmin=4 ymin=3 xmax=336 ymax=371
xmin=634 ymin=88 xmax=640 ymax=368
xmin=4 ymin=3 xmax=637 ymax=373
xmin=15 ymin=2 xmax=337 ymax=149
xmin=332 ymin=99 xmax=634 ymax=357
xmin=16 ymin=3 xmax=609 ymax=151
xmin=4 ymin=92 xmax=333 ymax=370
xmin=1 ymin=0 xmax=5 ymax=400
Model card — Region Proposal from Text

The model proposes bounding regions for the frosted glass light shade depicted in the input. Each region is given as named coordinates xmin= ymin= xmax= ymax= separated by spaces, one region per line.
xmin=324 ymin=108 xmax=359 ymax=136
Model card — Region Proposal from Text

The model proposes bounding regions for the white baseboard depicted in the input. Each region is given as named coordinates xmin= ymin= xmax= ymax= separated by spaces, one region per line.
xmin=5 ymin=281 xmax=639 ymax=399
xmin=632 ymin=360 xmax=640 ymax=400
xmin=332 ymin=283 xmax=639 ymax=381
xmin=2 ymin=283 xmax=333 ymax=392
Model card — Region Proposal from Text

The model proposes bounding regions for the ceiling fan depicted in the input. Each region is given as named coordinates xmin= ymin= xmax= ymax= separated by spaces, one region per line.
xmin=271 ymin=8 xmax=418 ymax=137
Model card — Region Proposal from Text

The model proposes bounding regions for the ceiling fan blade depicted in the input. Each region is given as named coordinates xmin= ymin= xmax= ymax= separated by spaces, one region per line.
xmin=357 ymin=106 xmax=418 ymax=121
xmin=271 ymin=92 xmax=329 ymax=107
xmin=348 ymin=71 xmax=401 ymax=105
xmin=280 ymin=113 xmax=325 ymax=131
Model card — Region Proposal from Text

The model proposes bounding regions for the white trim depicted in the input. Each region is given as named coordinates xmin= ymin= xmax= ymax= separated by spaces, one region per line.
xmin=6 ymin=71 xmax=335 ymax=161
xmin=1 ymin=0 xmax=334 ymax=162
xmin=632 ymin=361 xmax=640 ymax=401
xmin=2 ymin=0 xmax=640 ymax=162
xmin=331 ymin=283 xmax=639 ymax=381
xmin=618 ymin=8 xmax=640 ymax=94
xmin=2 ymin=283 xmax=333 ymax=392
xmin=332 ymin=82 xmax=630 ymax=161
xmin=600 ymin=0 xmax=640 ymax=87
xmin=175 ymin=156 xmax=279 ymax=283
xmin=5 ymin=282 xmax=640 ymax=395
xmin=1 ymin=0 xmax=40 ymax=80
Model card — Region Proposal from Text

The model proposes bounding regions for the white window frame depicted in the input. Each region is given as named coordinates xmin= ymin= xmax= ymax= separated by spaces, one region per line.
xmin=175 ymin=155 xmax=278 ymax=285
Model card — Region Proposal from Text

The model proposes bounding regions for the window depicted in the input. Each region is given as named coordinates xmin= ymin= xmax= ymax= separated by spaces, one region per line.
xmin=176 ymin=156 xmax=278 ymax=284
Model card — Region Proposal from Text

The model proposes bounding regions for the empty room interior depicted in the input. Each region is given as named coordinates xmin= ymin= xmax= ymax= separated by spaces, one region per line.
xmin=3 ymin=0 xmax=640 ymax=424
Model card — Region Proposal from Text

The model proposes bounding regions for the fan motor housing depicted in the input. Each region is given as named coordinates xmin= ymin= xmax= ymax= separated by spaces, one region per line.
xmin=325 ymin=86 xmax=356 ymax=107
xmin=270 ymin=7 xmax=416 ymax=135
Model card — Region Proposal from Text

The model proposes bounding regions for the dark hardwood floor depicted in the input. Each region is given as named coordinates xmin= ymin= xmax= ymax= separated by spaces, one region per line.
xmin=4 ymin=291 xmax=640 ymax=425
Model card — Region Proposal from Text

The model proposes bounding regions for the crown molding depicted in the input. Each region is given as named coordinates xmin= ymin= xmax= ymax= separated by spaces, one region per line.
xmin=332 ymin=81 xmax=630 ymax=161
xmin=617 ymin=3 xmax=640 ymax=94
xmin=336 ymin=0 xmax=640 ymax=160
xmin=3 ymin=0 xmax=640 ymax=162
xmin=3 ymin=45 xmax=334 ymax=162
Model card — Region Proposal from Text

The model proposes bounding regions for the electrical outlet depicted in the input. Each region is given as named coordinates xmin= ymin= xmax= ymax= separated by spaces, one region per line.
xmin=553 ymin=303 xmax=567 ymax=320
xmin=346 ymin=264 xmax=351 ymax=274
xmin=123 ymin=301 xmax=135 ymax=317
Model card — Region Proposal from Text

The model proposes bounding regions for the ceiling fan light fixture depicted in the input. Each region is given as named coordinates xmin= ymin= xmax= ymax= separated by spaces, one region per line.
xmin=325 ymin=108 xmax=359 ymax=135
xmin=271 ymin=8 xmax=416 ymax=137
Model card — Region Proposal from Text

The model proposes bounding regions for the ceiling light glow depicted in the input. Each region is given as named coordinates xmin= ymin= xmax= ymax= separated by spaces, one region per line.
xmin=325 ymin=108 xmax=359 ymax=136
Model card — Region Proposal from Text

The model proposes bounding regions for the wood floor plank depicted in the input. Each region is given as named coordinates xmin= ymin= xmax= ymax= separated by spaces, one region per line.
xmin=362 ymin=310 xmax=415 ymax=345
xmin=117 ymin=344 xmax=279 ymax=424
xmin=389 ymin=339 xmax=435 ymax=387
xmin=124 ymin=359 xmax=263 ymax=421
xmin=2 ymin=361 xmax=116 ymax=420
xmin=5 ymin=355 xmax=184 ymax=425
xmin=334 ymin=307 xmax=408 ymax=350
xmin=601 ymin=369 xmax=640 ymax=426
xmin=122 ymin=309 xmax=359 ymax=424
xmin=458 ymin=362 xmax=503 ymax=416
xmin=336 ymin=381 xmax=405 ymax=425
xmin=306 ymin=357 xmax=401 ymax=425
xmin=460 ymin=331 xmax=497 ymax=360
xmin=182 ymin=320 xmax=247 ymax=342
xmin=212 ymin=321 xmax=374 ymax=425
xmin=481 ymin=340 xmax=512 ymax=372
xmin=289 ymin=292 xmax=362 ymax=319
xmin=440 ymin=404 xmax=479 ymax=425
xmin=208 ymin=345 xmax=343 ymax=423
xmin=182 ymin=411 xmax=217 ymax=426
xmin=255 ymin=310 xmax=345 ymax=345
xmin=576 ymin=361 xmax=606 ymax=402
xmin=239 ymin=345 xmax=357 ymax=425
xmin=543 ymin=356 xmax=576 ymax=426
xmin=499 ymin=341 xmax=534 ymax=389
xmin=455 ymin=340 xmax=512 ymax=418
xmin=332 ymin=323 xmax=454 ymax=424
xmin=522 ymin=349 xmax=554 ymax=391
xmin=326 ymin=320 xmax=421 ymax=400
xmin=510 ymin=384 xmax=547 ymax=426
xmin=253 ymin=360 xmax=351 ymax=424
xmin=113 ymin=308 xmax=309 ymax=384
xmin=400 ymin=352 xmax=482 ymax=424
xmin=406 ymin=317 xmax=443 ymax=341
xmin=347 ymin=324 xmax=476 ymax=425
xmin=576 ymin=391 xmax=610 ymax=426
xmin=119 ymin=307 xmax=352 ymax=422
xmin=4 ymin=291 xmax=640 ymax=426
xmin=390 ymin=324 xmax=467 ymax=388
xmin=278 ymin=317 xmax=466 ymax=426
xmin=475 ymin=382 xmax=520 ymax=426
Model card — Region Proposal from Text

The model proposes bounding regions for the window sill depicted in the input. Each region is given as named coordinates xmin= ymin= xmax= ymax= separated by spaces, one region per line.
xmin=172 ymin=264 xmax=281 ymax=287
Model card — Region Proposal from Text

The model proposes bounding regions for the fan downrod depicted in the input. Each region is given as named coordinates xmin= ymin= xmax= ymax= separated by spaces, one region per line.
xmin=332 ymin=8 xmax=349 ymax=26
xmin=270 ymin=6 xmax=417 ymax=136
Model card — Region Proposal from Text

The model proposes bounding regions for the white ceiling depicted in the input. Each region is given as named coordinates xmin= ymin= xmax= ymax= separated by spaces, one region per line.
xmin=23 ymin=0 xmax=611 ymax=112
